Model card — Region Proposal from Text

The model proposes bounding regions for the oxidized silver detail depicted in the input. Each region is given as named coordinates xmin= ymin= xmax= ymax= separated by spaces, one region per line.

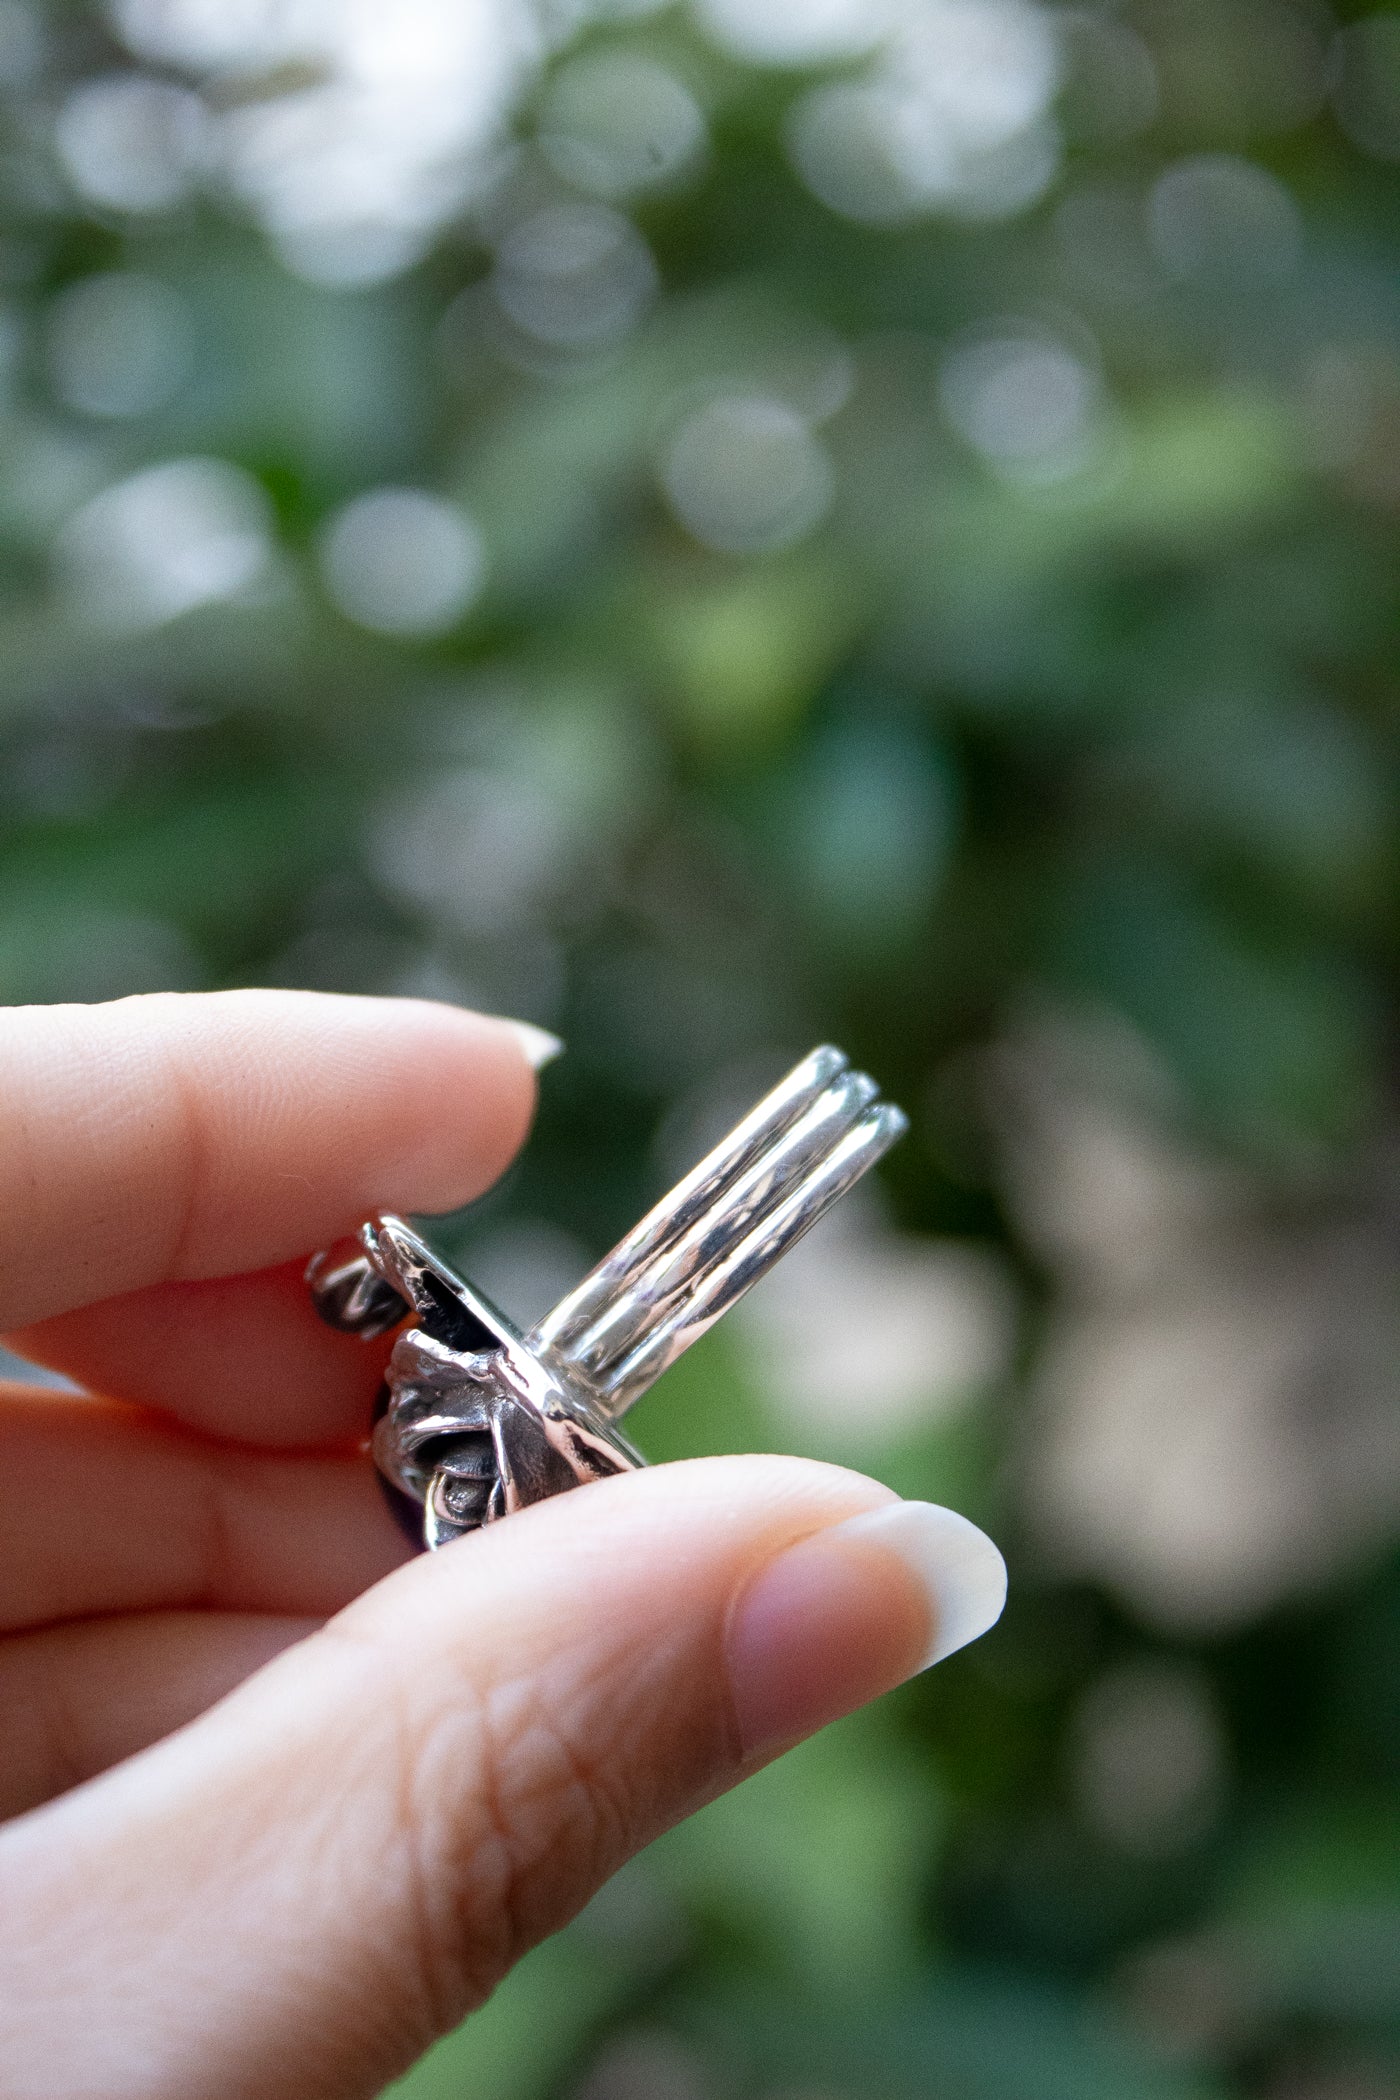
xmin=309 ymin=1045 xmax=907 ymax=1548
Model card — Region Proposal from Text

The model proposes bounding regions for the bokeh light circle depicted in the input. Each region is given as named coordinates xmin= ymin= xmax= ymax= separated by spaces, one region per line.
xmin=54 ymin=72 xmax=205 ymax=214
xmin=320 ymin=488 xmax=486 ymax=637
xmin=787 ymin=0 xmax=1062 ymax=224
xmin=538 ymin=50 xmax=706 ymax=199
xmin=1148 ymin=153 xmax=1303 ymax=285
xmin=692 ymin=0 xmax=888 ymax=67
xmin=660 ymin=394 xmax=835 ymax=554
xmin=493 ymin=203 xmax=658 ymax=350
xmin=58 ymin=457 xmax=272 ymax=629
xmin=939 ymin=327 xmax=1102 ymax=476
xmin=47 ymin=272 xmax=194 ymax=420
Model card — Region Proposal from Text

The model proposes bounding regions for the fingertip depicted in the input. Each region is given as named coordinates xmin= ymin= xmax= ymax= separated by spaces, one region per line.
xmin=363 ymin=1000 xmax=539 ymax=1219
xmin=0 ymin=990 xmax=549 ymax=1326
xmin=163 ymin=991 xmax=542 ymax=1262
xmin=725 ymin=1498 xmax=1007 ymax=1760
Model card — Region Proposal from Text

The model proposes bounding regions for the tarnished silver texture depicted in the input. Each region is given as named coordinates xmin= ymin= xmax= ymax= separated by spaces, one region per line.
xmin=309 ymin=1046 xmax=907 ymax=1548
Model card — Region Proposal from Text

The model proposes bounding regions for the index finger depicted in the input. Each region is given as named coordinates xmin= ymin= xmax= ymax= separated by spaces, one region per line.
xmin=0 ymin=991 xmax=538 ymax=1330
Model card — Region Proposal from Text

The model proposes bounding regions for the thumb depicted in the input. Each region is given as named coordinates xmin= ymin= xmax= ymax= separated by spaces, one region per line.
xmin=0 ymin=1456 xmax=1005 ymax=2100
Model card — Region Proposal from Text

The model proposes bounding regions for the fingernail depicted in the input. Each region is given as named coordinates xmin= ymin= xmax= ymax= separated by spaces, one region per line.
xmin=727 ymin=1501 xmax=1007 ymax=1761
xmin=506 ymin=1021 xmax=565 ymax=1070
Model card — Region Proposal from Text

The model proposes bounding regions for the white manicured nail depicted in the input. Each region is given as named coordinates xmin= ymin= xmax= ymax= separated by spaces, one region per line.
xmin=507 ymin=1022 xmax=565 ymax=1070
xmin=727 ymin=1496 xmax=1008 ymax=1755
xmin=832 ymin=1500 xmax=1008 ymax=1666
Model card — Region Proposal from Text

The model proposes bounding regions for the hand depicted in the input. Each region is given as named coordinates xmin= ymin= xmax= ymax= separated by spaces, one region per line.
xmin=0 ymin=991 xmax=1006 ymax=2100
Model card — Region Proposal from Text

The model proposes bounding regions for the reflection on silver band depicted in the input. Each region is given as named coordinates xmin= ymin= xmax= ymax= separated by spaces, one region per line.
xmin=309 ymin=1045 xmax=907 ymax=1548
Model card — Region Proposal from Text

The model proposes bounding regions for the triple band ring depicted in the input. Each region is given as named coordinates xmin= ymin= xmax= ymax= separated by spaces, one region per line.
xmin=308 ymin=1045 xmax=907 ymax=1550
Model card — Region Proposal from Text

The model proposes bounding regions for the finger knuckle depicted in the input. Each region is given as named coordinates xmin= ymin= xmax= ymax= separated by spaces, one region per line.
xmin=389 ymin=1666 xmax=634 ymax=2033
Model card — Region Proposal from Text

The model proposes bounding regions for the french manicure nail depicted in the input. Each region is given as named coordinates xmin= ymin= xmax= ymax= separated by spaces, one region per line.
xmin=727 ymin=1500 xmax=1007 ymax=1760
xmin=507 ymin=1021 xmax=565 ymax=1070
xmin=846 ymin=1502 xmax=1009 ymax=1667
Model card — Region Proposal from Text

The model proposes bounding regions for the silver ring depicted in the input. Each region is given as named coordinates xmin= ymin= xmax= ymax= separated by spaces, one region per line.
xmin=308 ymin=1045 xmax=907 ymax=1549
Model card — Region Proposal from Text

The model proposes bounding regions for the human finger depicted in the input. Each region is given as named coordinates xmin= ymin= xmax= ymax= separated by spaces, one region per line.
xmin=0 ymin=990 xmax=540 ymax=1331
xmin=0 ymin=1385 xmax=412 ymax=1633
xmin=0 ymin=1456 xmax=1007 ymax=2100
xmin=9 ymin=1262 xmax=395 ymax=1448
xmin=0 ymin=1610 xmax=318 ymax=1821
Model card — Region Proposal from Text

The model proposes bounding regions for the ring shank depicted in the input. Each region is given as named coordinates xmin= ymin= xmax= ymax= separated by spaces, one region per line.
xmin=529 ymin=1051 xmax=907 ymax=1420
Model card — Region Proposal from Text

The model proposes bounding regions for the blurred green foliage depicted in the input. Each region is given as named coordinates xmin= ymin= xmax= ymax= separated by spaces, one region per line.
xmin=3 ymin=2 xmax=1400 ymax=2095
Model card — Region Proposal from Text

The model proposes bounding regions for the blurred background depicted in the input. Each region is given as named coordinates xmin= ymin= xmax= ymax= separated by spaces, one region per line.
xmin=1 ymin=0 xmax=1398 ymax=2093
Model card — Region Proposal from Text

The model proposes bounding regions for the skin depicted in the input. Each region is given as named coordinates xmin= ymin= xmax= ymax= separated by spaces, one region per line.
xmin=0 ymin=992 xmax=926 ymax=2100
